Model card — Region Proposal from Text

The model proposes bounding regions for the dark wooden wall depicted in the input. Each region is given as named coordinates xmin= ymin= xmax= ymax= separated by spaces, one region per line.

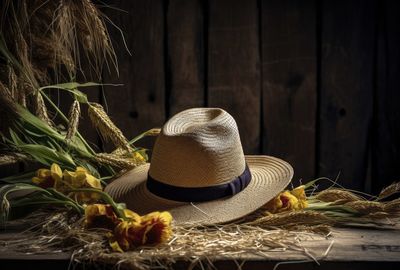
xmin=2 ymin=0 xmax=399 ymax=194
xmin=96 ymin=0 xmax=400 ymax=193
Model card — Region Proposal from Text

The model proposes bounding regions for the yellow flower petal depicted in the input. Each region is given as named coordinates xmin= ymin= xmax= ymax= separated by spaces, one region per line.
xmin=85 ymin=174 xmax=102 ymax=189
xmin=37 ymin=169 xmax=51 ymax=178
xmin=75 ymin=167 xmax=88 ymax=173
xmin=133 ymin=151 xmax=146 ymax=163
xmin=123 ymin=209 xmax=141 ymax=223
xmin=32 ymin=168 xmax=55 ymax=188
xmin=50 ymin=163 xmax=62 ymax=181
xmin=85 ymin=204 xmax=120 ymax=230
xmin=109 ymin=239 xmax=124 ymax=253
xmin=112 ymin=211 xmax=173 ymax=251
xmin=291 ymin=185 xmax=307 ymax=201
xmin=32 ymin=177 xmax=43 ymax=185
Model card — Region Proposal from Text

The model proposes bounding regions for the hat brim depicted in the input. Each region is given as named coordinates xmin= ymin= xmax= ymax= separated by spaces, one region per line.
xmin=105 ymin=155 xmax=293 ymax=225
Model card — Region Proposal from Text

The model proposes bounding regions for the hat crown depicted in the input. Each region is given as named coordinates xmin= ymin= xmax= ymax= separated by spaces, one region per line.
xmin=149 ymin=108 xmax=246 ymax=187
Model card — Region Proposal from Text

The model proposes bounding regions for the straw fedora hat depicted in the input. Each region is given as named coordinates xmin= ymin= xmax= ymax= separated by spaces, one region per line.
xmin=105 ymin=108 xmax=293 ymax=225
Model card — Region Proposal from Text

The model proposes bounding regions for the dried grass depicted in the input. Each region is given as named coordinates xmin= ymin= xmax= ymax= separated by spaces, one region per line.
xmin=0 ymin=210 xmax=330 ymax=270
xmin=0 ymin=0 xmax=117 ymax=126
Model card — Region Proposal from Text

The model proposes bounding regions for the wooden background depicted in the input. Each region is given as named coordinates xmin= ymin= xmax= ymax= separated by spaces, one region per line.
xmin=2 ymin=0 xmax=399 ymax=194
xmin=88 ymin=0 xmax=400 ymax=193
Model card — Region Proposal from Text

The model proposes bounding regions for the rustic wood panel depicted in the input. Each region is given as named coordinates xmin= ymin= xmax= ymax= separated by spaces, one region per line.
xmin=318 ymin=0 xmax=375 ymax=190
xmin=102 ymin=0 xmax=166 ymax=150
xmin=261 ymin=0 xmax=317 ymax=182
xmin=207 ymin=0 xmax=261 ymax=154
xmin=167 ymin=0 xmax=205 ymax=117
xmin=372 ymin=0 xmax=400 ymax=193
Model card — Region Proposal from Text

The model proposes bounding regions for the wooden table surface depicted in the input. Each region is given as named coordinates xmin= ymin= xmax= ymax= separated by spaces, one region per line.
xmin=1 ymin=227 xmax=400 ymax=269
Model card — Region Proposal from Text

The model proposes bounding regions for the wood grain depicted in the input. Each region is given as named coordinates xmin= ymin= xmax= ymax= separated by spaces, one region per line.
xmin=261 ymin=0 xmax=317 ymax=182
xmin=372 ymin=0 xmax=400 ymax=193
xmin=167 ymin=0 xmax=205 ymax=117
xmin=102 ymin=0 xmax=166 ymax=151
xmin=207 ymin=0 xmax=261 ymax=154
xmin=318 ymin=0 xmax=375 ymax=190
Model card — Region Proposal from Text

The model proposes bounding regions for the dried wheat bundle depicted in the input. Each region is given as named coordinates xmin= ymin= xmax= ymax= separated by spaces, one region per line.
xmin=0 ymin=0 xmax=146 ymax=177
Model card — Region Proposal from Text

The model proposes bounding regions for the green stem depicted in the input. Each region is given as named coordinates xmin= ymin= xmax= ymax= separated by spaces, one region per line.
xmin=70 ymin=188 xmax=126 ymax=219
xmin=41 ymin=92 xmax=115 ymax=175
xmin=12 ymin=200 xmax=83 ymax=214
xmin=40 ymin=92 xmax=95 ymax=155
xmin=47 ymin=188 xmax=85 ymax=212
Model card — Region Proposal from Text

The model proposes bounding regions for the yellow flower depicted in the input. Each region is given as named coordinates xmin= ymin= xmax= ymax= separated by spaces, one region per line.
xmin=85 ymin=204 xmax=120 ymax=230
xmin=132 ymin=151 xmax=146 ymax=164
xmin=291 ymin=185 xmax=308 ymax=209
xmin=62 ymin=167 xmax=102 ymax=202
xmin=139 ymin=211 xmax=173 ymax=245
xmin=110 ymin=211 xmax=173 ymax=251
xmin=263 ymin=185 xmax=308 ymax=213
xmin=123 ymin=209 xmax=141 ymax=223
xmin=32 ymin=163 xmax=62 ymax=189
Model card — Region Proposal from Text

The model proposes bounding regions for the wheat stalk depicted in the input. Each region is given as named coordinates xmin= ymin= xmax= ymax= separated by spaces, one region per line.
xmin=378 ymin=182 xmax=400 ymax=200
xmin=384 ymin=198 xmax=400 ymax=213
xmin=66 ymin=100 xmax=81 ymax=140
xmin=315 ymin=188 xmax=362 ymax=203
xmin=344 ymin=201 xmax=385 ymax=214
xmin=88 ymin=102 xmax=130 ymax=150
xmin=94 ymin=153 xmax=136 ymax=169
xmin=35 ymin=92 xmax=53 ymax=127
xmin=249 ymin=211 xmax=332 ymax=227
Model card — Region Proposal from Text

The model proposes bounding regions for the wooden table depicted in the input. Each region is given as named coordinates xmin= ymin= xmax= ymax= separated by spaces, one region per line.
xmin=1 ymin=228 xmax=400 ymax=269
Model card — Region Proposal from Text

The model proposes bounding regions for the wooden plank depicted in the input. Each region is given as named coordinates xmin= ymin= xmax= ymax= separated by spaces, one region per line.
xmin=207 ymin=0 xmax=261 ymax=154
xmin=167 ymin=0 xmax=205 ymax=116
xmin=318 ymin=0 xmax=375 ymax=190
xmin=372 ymin=0 xmax=400 ymax=193
xmin=261 ymin=0 xmax=317 ymax=182
xmin=102 ymin=0 xmax=166 ymax=151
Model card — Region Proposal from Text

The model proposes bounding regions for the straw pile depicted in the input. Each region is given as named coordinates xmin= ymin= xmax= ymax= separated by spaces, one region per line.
xmin=1 ymin=210 xmax=331 ymax=270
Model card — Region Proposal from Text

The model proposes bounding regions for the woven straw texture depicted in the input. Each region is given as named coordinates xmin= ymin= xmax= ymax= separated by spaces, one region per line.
xmin=105 ymin=108 xmax=293 ymax=224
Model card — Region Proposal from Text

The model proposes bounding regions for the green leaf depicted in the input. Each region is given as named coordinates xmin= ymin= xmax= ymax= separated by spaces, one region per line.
xmin=0 ymin=171 xmax=36 ymax=184
xmin=18 ymin=144 xmax=76 ymax=168
xmin=40 ymin=82 xmax=103 ymax=90
xmin=39 ymin=82 xmax=122 ymax=104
